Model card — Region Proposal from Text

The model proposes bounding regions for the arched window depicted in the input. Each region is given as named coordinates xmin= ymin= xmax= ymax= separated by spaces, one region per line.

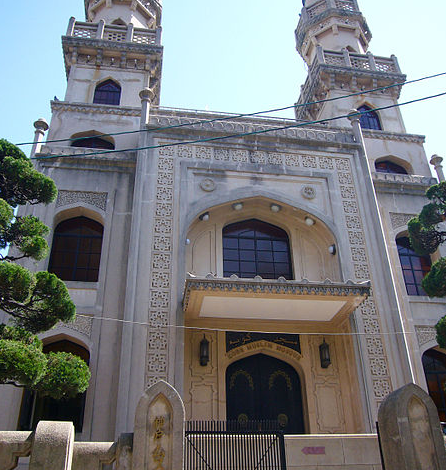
xmin=358 ymin=105 xmax=382 ymax=130
xmin=223 ymin=219 xmax=292 ymax=279
xmin=396 ymin=236 xmax=431 ymax=296
xmin=112 ymin=19 xmax=126 ymax=25
xmin=71 ymin=136 xmax=115 ymax=150
xmin=375 ymin=160 xmax=408 ymax=174
xmin=93 ymin=79 xmax=121 ymax=106
xmin=48 ymin=217 xmax=104 ymax=282
xmin=422 ymin=349 xmax=446 ymax=422
xmin=19 ymin=340 xmax=89 ymax=433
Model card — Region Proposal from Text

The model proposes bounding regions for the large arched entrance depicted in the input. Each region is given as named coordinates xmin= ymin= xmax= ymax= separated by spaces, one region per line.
xmin=226 ymin=354 xmax=305 ymax=433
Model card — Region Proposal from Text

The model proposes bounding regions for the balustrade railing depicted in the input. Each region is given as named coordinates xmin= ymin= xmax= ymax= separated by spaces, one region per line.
xmin=322 ymin=49 xmax=400 ymax=73
xmin=68 ymin=19 xmax=158 ymax=46
xmin=306 ymin=0 xmax=357 ymax=19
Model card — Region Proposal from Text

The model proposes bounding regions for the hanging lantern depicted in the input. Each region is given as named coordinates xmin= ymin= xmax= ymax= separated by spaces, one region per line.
xmin=200 ymin=334 xmax=210 ymax=366
xmin=319 ymin=338 xmax=331 ymax=368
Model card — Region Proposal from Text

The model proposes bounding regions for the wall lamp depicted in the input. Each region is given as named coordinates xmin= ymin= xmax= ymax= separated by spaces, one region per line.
xmin=305 ymin=216 xmax=315 ymax=226
xmin=319 ymin=338 xmax=331 ymax=368
xmin=328 ymin=244 xmax=336 ymax=255
xmin=270 ymin=204 xmax=281 ymax=213
xmin=232 ymin=202 xmax=244 ymax=211
xmin=200 ymin=334 xmax=210 ymax=366
xmin=199 ymin=212 xmax=210 ymax=221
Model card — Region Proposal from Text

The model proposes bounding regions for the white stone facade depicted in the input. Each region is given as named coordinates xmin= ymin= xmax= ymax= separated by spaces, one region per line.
xmin=1 ymin=0 xmax=445 ymax=443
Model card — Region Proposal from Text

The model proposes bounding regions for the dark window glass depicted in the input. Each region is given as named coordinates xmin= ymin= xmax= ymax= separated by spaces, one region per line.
xmin=19 ymin=341 xmax=89 ymax=433
xmin=358 ymin=105 xmax=382 ymax=130
xmin=93 ymin=79 xmax=121 ymax=105
xmin=223 ymin=219 xmax=292 ymax=279
xmin=48 ymin=217 xmax=104 ymax=282
xmin=375 ymin=160 xmax=408 ymax=174
xmin=396 ymin=236 xmax=431 ymax=296
xmin=71 ymin=137 xmax=115 ymax=150
xmin=422 ymin=349 xmax=446 ymax=422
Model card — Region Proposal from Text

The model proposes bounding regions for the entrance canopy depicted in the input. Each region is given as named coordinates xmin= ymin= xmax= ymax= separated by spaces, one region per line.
xmin=183 ymin=275 xmax=370 ymax=326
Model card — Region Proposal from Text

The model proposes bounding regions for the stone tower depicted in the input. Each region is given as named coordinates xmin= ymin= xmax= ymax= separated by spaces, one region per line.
xmin=295 ymin=0 xmax=407 ymax=134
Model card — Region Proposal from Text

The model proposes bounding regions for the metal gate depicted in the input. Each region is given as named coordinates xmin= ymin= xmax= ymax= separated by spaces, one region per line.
xmin=184 ymin=420 xmax=286 ymax=470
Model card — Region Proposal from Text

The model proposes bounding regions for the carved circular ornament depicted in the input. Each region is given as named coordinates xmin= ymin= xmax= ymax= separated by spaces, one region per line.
xmin=200 ymin=178 xmax=216 ymax=192
xmin=301 ymin=186 xmax=316 ymax=199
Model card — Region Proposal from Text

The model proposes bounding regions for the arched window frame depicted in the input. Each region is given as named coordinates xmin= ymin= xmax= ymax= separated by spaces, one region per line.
xmin=48 ymin=216 xmax=104 ymax=282
xmin=93 ymin=79 xmax=121 ymax=106
xmin=396 ymin=236 xmax=431 ymax=296
xmin=375 ymin=160 xmax=408 ymax=175
xmin=357 ymin=104 xmax=382 ymax=130
xmin=422 ymin=348 xmax=446 ymax=422
xmin=222 ymin=219 xmax=293 ymax=280
xmin=19 ymin=340 xmax=90 ymax=433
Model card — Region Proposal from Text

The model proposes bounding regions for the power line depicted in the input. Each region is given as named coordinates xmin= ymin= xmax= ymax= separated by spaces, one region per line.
xmin=32 ymin=90 xmax=446 ymax=161
xmin=75 ymin=314 xmax=420 ymax=337
xmin=16 ymin=71 xmax=446 ymax=147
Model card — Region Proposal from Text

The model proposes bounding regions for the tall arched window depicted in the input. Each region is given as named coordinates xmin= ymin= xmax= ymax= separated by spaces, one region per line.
xmin=358 ymin=105 xmax=382 ymax=130
xmin=48 ymin=217 xmax=104 ymax=282
xmin=375 ymin=160 xmax=408 ymax=174
xmin=19 ymin=340 xmax=89 ymax=433
xmin=422 ymin=349 xmax=446 ymax=422
xmin=93 ymin=79 xmax=121 ymax=106
xmin=396 ymin=236 xmax=431 ymax=296
xmin=223 ymin=219 xmax=292 ymax=279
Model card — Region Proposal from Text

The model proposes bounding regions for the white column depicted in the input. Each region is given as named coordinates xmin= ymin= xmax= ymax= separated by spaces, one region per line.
xmin=430 ymin=155 xmax=445 ymax=182
xmin=30 ymin=118 xmax=49 ymax=158
xmin=139 ymin=88 xmax=155 ymax=129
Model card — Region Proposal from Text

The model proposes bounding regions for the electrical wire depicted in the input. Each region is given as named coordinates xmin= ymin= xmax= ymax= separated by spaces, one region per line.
xmin=32 ymin=90 xmax=446 ymax=161
xmin=75 ymin=313 xmax=420 ymax=337
xmin=15 ymin=71 xmax=446 ymax=147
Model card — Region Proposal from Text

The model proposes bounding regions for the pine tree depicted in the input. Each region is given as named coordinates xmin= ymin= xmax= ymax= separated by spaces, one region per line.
xmin=0 ymin=139 xmax=90 ymax=399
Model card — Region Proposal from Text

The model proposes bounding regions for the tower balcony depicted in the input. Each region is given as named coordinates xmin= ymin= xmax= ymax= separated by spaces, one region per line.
xmin=183 ymin=275 xmax=370 ymax=329
xmin=66 ymin=18 xmax=160 ymax=46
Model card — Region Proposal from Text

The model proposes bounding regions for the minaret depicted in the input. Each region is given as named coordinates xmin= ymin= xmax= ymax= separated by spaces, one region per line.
xmin=62 ymin=0 xmax=163 ymax=108
xmin=295 ymin=0 xmax=407 ymax=133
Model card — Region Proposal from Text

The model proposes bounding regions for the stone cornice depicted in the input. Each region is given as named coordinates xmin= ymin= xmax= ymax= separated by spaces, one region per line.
xmin=363 ymin=129 xmax=425 ymax=144
xmin=62 ymin=35 xmax=163 ymax=55
xmin=183 ymin=275 xmax=370 ymax=312
xmin=150 ymin=108 xmax=357 ymax=146
xmin=51 ymin=100 xmax=141 ymax=117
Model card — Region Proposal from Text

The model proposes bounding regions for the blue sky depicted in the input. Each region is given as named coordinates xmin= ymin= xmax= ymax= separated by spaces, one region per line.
xmin=0 ymin=0 xmax=445 ymax=161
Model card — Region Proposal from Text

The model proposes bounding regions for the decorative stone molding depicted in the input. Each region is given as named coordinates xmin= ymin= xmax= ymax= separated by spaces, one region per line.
xmin=183 ymin=276 xmax=370 ymax=312
xmin=57 ymin=315 xmax=94 ymax=339
xmin=56 ymin=190 xmax=108 ymax=212
xmin=415 ymin=325 xmax=437 ymax=347
xmin=373 ymin=172 xmax=435 ymax=187
xmin=301 ymin=186 xmax=316 ymax=199
xmin=151 ymin=111 xmax=356 ymax=146
xmin=51 ymin=101 xmax=141 ymax=117
xmin=389 ymin=212 xmax=416 ymax=230
xmin=199 ymin=178 xmax=216 ymax=192
xmin=363 ymin=129 xmax=425 ymax=144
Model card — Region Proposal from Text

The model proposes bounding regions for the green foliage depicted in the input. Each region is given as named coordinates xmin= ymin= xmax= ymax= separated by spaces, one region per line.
xmin=0 ymin=326 xmax=90 ymax=399
xmin=0 ymin=262 xmax=75 ymax=333
xmin=436 ymin=316 xmax=446 ymax=349
xmin=408 ymin=182 xmax=446 ymax=347
xmin=0 ymin=139 xmax=89 ymax=399
xmin=36 ymin=352 xmax=90 ymax=399
xmin=422 ymin=258 xmax=446 ymax=298
xmin=0 ymin=139 xmax=57 ymax=207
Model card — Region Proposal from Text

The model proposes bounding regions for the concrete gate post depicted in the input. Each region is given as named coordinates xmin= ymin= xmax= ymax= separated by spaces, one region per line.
xmin=29 ymin=421 xmax=74 ymax=470
xmin=377 ymin=383 xmax=446 ymax=470
xmin=132 ymin=380 xmax=185 ymax=470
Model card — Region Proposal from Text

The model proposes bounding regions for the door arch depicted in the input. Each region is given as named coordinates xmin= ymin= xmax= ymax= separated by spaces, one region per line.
xmin=226 ymin=354 xmax=305 ymax=433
